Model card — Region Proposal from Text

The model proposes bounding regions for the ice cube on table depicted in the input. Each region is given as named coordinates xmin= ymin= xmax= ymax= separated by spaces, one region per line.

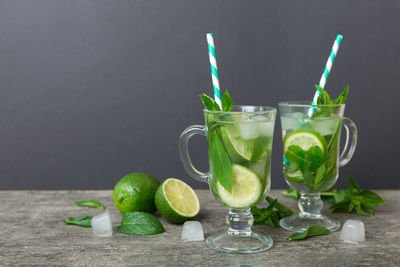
xmin=238 ymin=121 xmax=259 ymax=139
xmin=181 ymin=221 xmax=204 ymax=242
xmin=91 ymin=210 xmax=113 ymax=237
xmin=340 ymin=219 xmax=365 ymax=243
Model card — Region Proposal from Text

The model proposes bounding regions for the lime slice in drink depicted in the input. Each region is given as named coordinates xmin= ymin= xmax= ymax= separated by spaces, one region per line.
xmin=154 ymin=178 xmax=200 ymax=224
xmin=283 ymin=129 xmax=327 ymax=153
xmin=220 ymin=125 xmax=253 ymax=163
xmin=216 ymin=164 xmax=262 ymax=209
xmin=284 ymin=169 xmax=304 ymax=184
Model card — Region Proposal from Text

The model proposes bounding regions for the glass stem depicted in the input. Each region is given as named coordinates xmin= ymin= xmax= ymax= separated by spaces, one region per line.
xmin=298 ymin=193 xmax=323 ymax=219
xmin=226 ymin=208 xmax=253 ymax=236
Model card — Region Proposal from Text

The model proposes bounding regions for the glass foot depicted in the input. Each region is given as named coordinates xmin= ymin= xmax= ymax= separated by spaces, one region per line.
xmin=205 ymin=231 xmax=273 ymax=254
xmin=280 ymin=214 xmax=341 ymax=233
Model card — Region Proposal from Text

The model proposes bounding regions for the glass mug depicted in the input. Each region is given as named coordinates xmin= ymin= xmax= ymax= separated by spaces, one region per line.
xmin=279 ymin=101 xmax=357 ymax=232
xmin=179 ymin=105 xmax=276 ymax=253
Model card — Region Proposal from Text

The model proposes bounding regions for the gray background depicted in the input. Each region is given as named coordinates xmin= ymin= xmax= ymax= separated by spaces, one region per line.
xmin=0 ymin=0 xmax=399 ymax=190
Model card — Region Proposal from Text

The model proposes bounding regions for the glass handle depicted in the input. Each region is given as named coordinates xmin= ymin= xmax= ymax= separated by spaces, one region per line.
xmin=178 ymin=125 xmax=209 ymax=183
xmin=339 ymin=117 xmax=358 ymax=167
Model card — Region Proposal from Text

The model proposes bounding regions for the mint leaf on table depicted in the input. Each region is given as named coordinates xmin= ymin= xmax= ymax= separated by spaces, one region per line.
xmin=221 ymin=90 xmax=233 ymax=111
xmin=251 ymin=196 xmax=297 ymax=228
xmin=64 ymin=215 xmax=92 ymax=227
xmin=329 ymin=176 xmax=387 ymax=216
xmin=75 ymin=200 xmax=105 ymax=209
xmin=200 ymin=94 xmax=221 ymax=111
xmin=117 ymin=211 xmax=164 ymax=235
xmin=288 ymin=226 xmax=331 ymax=241
xmin=209 ymin=132 xmax=233 ymax=192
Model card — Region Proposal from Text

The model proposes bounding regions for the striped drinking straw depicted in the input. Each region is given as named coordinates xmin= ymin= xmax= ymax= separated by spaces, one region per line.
xmin=312 ymin=34 xmax=343 ymax=105
xmin=206 ymin=33 xmax=223 ymax=110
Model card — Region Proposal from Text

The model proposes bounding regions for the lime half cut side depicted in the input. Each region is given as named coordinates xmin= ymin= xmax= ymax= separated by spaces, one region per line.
xmin=283 ymin=129 xmax=327 ymax=153
xmin=155 ymin=178 xmax=200 ymax=224
xmin=217 ymin=164 xmax=262 ymax=209
xmin=221 ymin=125 xmax=253 ymax=163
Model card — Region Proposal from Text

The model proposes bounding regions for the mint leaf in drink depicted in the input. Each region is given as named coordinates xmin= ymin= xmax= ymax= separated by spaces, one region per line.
xmin=329 ymin=176 xmax=386 ymax=216
xmin=315 ymin=84 xmax=349 ymax=105
xmin=75 ymin=199 xmax=105 ymax=209
xmin=117 ymin=211 xmax=164 ymax=235
xmin=334 ymin=85 xmax=349 ymax=104
xmin=251 ymin=196 xmax=296 ymax=228
xmin=64 ymin=215 xmax=92 ymax=227
xmin=288 ymin=225 xmax=331 ymax=240
xmin=285 ymin=145 xmax=324 ymax=173
xmin=200 ymin=94 xmax=221 ymax=111
xmin=221 ymin=90 xmax=233 ymax=111
xmin=315 ymin=85 xmax=331 ymax=104
xmin=209 ymin=132 xmax=233 ymax=192
xmin=200 ymin=90 xmax=234 ymax=111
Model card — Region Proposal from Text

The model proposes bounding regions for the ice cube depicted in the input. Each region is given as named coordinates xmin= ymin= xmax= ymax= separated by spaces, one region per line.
xmin=258 ymin=121 xmax=275 ymax=137
xmin=339 ymin=219 xmax=365 ymax=243
xmin=309 ymin=116 xmax=340 ymax=136
xmin=238 ymin=121 xmax=259 ymax=139
xmin=181 ymin=221 xmax=204 ymax=242
xmin=91 ymin=210 xmax=113 ymax=237
xmin=281 ymin=113 xmax=304 ymax=131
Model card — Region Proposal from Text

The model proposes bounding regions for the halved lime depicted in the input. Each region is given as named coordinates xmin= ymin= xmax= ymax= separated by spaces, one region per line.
xmin=220 ymin=125 xmax=253 ymax=163
xmin=216 ymin=164 xmax=262 ymax=209
xmin=154 ymin=178 xmax=200 ymax=224
xmin=283 ymin=129 xmax=327 ymax=154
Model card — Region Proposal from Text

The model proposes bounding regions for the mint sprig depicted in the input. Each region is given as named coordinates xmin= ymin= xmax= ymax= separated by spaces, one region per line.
xmin=315 ymin=84 xmax=349 ymax=105
xmin=329 ymin=176 xmax=387 ymax=216
xmin=251 ymin=196 xmax=297 ymax=228
xmin=282 ymin=176 xmax=386 ymax=216
xmin=288 ymin=226 xmax=331 ymax=241
xmin=199 ymin=90 xmax=233 ymax=111
xmin=312 ymin=84 xmax=349 ymax=118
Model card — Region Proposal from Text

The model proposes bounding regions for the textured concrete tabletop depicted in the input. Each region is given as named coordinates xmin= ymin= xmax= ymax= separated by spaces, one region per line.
xmin=0 ymin=190 xmax=398 ymax=266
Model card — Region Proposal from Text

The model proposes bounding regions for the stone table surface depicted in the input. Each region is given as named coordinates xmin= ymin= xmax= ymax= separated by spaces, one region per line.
xmin=0 ymin=190 xmax=398 ymax=266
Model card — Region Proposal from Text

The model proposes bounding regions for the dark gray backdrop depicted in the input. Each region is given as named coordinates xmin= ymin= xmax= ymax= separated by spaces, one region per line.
xmin=0 ymin=0 xmax=399 ymax=190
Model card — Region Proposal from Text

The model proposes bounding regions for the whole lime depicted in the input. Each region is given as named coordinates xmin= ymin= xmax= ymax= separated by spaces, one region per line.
xmin=113 ymin=172 xmax=160 ymax=214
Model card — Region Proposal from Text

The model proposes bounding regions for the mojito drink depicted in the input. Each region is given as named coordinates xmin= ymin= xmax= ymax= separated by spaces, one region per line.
xmin=278 ymin=100 xmax=357 ymax=233
xmin=178 ymin=104 xmax=276 ymax=253
xmin=205 ymin=111 xmax=275 ymax=209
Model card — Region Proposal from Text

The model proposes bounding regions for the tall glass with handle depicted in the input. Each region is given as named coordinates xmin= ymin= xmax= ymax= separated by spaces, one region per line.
xmin=279 ymin=101 xmax=357 ymax=232
xmin=179 ymin=105 xmax=276 ymax=253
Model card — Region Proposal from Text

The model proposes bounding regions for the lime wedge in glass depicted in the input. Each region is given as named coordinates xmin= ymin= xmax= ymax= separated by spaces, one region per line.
xmin=220 ymin=125 xmax=254 ymax=163
xmin=216 ymin=164 xmax=262 ymax=209
xmin=283 ymin=129 xmax=327 ymax=153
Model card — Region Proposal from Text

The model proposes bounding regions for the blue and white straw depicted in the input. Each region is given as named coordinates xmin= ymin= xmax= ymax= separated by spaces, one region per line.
xmin=206 ymin=33 xmax=222 ymax=109
xmin=312 ymin=34 xmax=343 ymax=105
